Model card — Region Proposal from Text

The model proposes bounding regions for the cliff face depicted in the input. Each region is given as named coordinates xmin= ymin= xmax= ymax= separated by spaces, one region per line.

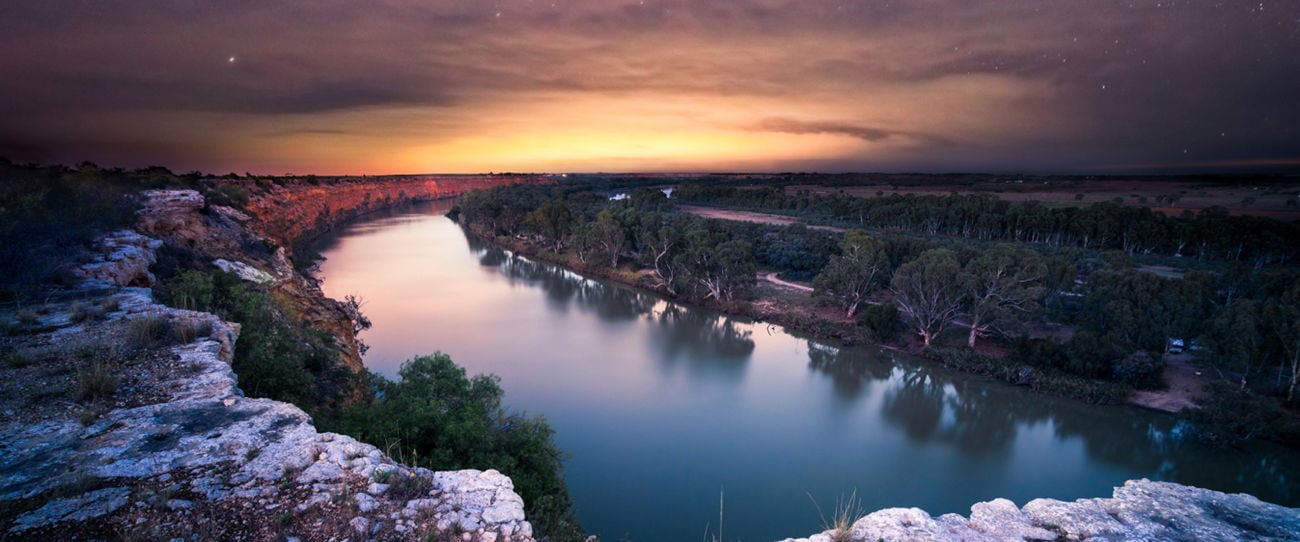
xmin=222 ymin=175 xmax=549 ymax=370
xmin=0 ymin=200 xmax=535 ymax=541
xmin=239 ymin=175 xmax=550 ymax=250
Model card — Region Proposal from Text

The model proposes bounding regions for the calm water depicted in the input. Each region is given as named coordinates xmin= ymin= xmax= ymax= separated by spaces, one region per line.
xmin=316 ymin=201 xmax=1298 ymax=541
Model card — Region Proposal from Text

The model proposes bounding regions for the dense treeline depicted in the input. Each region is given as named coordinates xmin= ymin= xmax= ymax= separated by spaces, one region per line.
xmin=456 ymin=182 xmax=1300 ymax=445
xmin=458 ymin=185 xmax=760 ymax=304
xmin=672 ymin=183 xmax=1299 ymax=265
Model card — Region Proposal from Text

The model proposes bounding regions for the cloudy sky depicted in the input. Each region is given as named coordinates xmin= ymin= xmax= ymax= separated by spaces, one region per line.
xmin=1 ymin=1 xmax=1297 ymax=175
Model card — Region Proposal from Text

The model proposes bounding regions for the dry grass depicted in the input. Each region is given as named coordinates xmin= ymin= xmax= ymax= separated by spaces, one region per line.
xmin=128 ymin=314 xmax=174 ymax=350
xmin=75 ymin=358 xmax=117 ymax=401
xmin=809 ymin=490 xmax=864 ymax=542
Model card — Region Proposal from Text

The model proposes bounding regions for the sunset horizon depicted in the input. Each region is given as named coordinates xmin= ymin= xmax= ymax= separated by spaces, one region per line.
xmin=3 ymin=1 xmax=1298 ymax=176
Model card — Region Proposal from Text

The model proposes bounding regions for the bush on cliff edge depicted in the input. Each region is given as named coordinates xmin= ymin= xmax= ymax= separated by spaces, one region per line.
xmin=328 ymin=353 xmax=585 ymax=541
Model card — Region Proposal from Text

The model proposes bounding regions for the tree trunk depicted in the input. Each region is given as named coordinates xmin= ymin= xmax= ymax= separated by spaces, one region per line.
xmin=1289 ymin=355 xmax=1299 ymax=403
xmin=967 ymin=318 xmax=981 ymax=349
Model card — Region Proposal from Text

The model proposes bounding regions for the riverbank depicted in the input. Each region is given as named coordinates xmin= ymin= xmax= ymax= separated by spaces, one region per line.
xmin=462 ymin=223 xmax=1172 ymax=407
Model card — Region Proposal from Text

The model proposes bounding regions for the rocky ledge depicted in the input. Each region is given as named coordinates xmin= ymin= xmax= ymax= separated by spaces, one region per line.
xmin=784 ymin=478 xmax=1299 ymax=542
xmin=1 ymin=222 xmax=533 ymax=540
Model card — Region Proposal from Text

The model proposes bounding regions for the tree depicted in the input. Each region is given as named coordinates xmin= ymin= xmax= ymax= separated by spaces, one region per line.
xmin=960 ymin=244 xmax=1045 ymax=348
xmin=524 ymin=200 xmax=573 ymax=253
xmin=1204 ymin=299 xmax=1266 ymax=390
xmin=890 ymin=249 xmax=964 ymax=346
xmin=676 ymin=225 xmax=756 ymax=303
xmin=591 ymin=210 xmax=626 ymax=267
xmin=1262 ymin=281 xmax=1300 ymax=402
xmin=637 ymin=212 xmax=682 ymax=295
xmin=813 ymin=230 xmax=887 ymax=318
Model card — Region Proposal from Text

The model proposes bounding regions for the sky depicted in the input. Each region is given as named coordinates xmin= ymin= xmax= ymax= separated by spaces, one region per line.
xmin=1 ymin=1 xmax=1297 ymax=175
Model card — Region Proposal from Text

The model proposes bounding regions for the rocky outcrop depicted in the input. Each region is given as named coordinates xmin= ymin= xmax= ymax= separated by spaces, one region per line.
xmin=69 ymin=230 xmax=163 ymax=288
xmin=0 ymin=223 xmax=534 ymax=541
xmin=783 ymin=479 xmax=1300 ymax=542
xmin=136 ymin=188 xmax=370 ymax=370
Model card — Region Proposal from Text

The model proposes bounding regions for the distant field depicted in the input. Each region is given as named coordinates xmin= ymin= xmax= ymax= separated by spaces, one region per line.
xmin=785 ymin=178 xmax=1300 ymax=220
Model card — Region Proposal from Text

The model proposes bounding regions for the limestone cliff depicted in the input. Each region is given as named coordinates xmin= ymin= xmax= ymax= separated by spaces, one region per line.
xmin=1 ymin=212 xmax=534 ymax=540
xmin=783 ymin=479 xmax=1299 ymax=541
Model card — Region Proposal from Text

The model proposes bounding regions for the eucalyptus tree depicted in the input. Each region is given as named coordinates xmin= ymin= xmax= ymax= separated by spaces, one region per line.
xmin=524 ymin=200 xmax=573 ymax=253
xmin=1204 ymin=299 xmax=1267 ymax=390
xmin=676 ymin=225 xmax=756 ymax=303
xmin=1262 ymin=281 xmax=1300 ymax=402
xmin=813 ymin=230 xmax=888 ymax=318
xmin=591 ymin=210 xmax=626 ymax=267
xmin=637 ymin=212 xmax=683 ymax=295
xmin=960 ymin=244 xmax=1046 ymax=348
xmin=890 ymin=248 xmax=965 ymax=346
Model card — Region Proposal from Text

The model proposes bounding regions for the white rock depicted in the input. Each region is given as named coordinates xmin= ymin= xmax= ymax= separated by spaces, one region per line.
xmin=213 ymin=259 xmax=274 ymax=284
xmin=350 ymin=516 xmax=370 ymax=535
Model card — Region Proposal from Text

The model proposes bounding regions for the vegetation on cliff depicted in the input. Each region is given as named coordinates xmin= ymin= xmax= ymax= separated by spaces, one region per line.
xmin=1 ymin=161 xmax=583 ymax=541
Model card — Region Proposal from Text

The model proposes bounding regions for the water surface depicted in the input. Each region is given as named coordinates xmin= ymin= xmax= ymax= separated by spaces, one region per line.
xmin=316 ymin=201 xmax=1298 ymax=541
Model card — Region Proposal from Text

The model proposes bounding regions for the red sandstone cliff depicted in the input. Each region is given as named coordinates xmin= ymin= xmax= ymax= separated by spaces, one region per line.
xmin=226 ymin=174 xmax=549 ymax=371
xmin=238 ymin=175 xmax=551 ymax=251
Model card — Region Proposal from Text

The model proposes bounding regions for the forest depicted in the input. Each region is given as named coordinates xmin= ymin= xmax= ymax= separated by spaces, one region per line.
xmin=453 ymin=180 xmax=1300 ymax=447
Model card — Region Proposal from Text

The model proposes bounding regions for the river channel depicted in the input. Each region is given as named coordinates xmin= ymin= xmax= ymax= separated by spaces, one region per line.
xmin=315 ymin=201 xmax=1297 ymax=541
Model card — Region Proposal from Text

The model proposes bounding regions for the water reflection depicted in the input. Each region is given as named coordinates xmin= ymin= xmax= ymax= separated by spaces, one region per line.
xmin=317 ymin=204 xmax=1298 ymax=541
xmin=802 ymin=337 xmax=1298 ymax=505
xmin=806 ymin=342 xmax=890 ymax=406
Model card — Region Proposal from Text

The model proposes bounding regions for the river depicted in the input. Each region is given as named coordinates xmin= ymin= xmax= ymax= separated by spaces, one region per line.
xmin=314 ymin=201 xmax=1298 ymax=541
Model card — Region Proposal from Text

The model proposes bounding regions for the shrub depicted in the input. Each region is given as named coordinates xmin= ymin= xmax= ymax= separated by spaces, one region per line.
xmin=1113 ymin=350 xmax=1165 ymax=390
xmin=1 ymin=346 xmax=32 ymax=368
xmin=386 ymin=471 xmax=433 ymax=501
xmin=207 ymin=183 xmax=250 ymax=209
xmin=173 ymin=318 xmax=214 ymax=343
xmin=858 ymin=304 xmax=901 ymax=342
xmin=330 ymin=353 xmax=583 ymax=539
xmin=1182 ymin=382 xmax=1285 ymax=444
xmin=157 ymin=270 xmax=215 ymax=311
xmin=76 ymin=359 xmax=116 ymax=401
xmin=128 ymin=315 xmax=174 ymax=350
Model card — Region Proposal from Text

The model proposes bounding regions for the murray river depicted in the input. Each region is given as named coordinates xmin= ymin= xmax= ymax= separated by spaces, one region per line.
xmin=315 ymin=201 xmax=1298 ymax=541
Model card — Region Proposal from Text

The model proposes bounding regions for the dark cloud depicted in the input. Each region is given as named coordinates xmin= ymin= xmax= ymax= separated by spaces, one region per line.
xmin=0 ymin=0 xmax=1297 ymax=173
xmin=754 ymin=118 xmax=898 ymax=142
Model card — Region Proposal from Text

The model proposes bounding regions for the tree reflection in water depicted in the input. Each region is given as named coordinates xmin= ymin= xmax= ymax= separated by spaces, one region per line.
xmin=467 ymin=226 xmax=1298 ymax=509
xmin=801 ymin=337 xmax=1298 ymax=505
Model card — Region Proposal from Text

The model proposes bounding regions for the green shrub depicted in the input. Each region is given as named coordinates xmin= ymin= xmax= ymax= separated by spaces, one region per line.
xmin=858 ymin=304 xmax=901 ymax=342
xmin=157 ymin=270 xmax=215 ymax=311
xmin=207 ymin=183 xmax=250 ymax=209
xmin=330 ymin=353 xmax=583 ymax=540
